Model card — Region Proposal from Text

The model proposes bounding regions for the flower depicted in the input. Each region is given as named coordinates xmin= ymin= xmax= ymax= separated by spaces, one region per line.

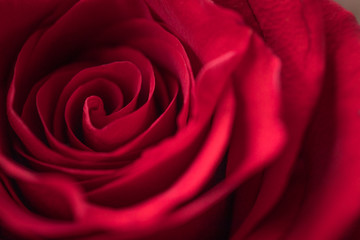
xmin=1 ymin=0 xmax=359 ymax=239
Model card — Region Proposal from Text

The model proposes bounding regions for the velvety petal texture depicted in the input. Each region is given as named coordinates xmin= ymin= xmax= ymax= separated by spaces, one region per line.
xmin=214 ymin=0 xmax=360 ymax=239
xmin=0 ymin=0 xmax=359 ymax=239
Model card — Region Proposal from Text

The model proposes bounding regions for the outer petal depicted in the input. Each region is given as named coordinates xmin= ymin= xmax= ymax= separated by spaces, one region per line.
xmin=213 ymin=0 xmax=326 ymax=238
xmin=146 ymin=0 xmax=252 ymax=62
xmin=0 ymin=0 xmax=77 ymax=84
xmin=285 ymin=1 xmax=360 ymax=240
xmin=214 ymin=0 xmax=360 ymax=239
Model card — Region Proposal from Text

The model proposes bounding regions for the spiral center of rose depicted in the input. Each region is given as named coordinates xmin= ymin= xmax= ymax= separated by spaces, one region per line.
xmin=8 ymin=19 xmax=191 ymax=164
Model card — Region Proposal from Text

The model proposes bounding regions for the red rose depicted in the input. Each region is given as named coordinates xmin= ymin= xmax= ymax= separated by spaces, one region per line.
xmin=0 ymin=0 xmax=359 ymax=239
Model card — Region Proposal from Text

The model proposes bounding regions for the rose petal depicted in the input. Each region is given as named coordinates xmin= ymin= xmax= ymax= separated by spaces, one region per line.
xmin=215 ymin=0 xmax=326 ymax=237
xmin=0 ymin=156 xmax=85 ymax=223
xmin=284 ymin=1 xmax=360 ymax=239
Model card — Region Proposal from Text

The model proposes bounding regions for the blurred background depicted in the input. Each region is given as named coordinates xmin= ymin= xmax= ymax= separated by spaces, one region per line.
xmin=335 ymin=0 xmax=360 ymax=21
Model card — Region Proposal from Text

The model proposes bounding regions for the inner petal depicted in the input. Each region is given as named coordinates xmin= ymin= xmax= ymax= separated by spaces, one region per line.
xmin=64 ymin=78 xmax=124 ymax=150
xmin=52 ymin=61 xmax=142 ymax=145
